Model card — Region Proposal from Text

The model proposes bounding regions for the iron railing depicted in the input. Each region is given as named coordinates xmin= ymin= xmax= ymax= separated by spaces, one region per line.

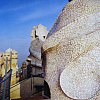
xmin=0 ymin=69 xmax=12 ymax=100
xmin=0 ymin=53 xmax=12 ymax=100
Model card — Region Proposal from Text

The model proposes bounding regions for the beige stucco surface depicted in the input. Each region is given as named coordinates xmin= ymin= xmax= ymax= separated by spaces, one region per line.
xmin=10 ymin=83 xmax=21 ymax=99
xmin=43 ymin=0 xmax=100 ymax=99
xmin=0 ymin=53 xmax=3 ymax=66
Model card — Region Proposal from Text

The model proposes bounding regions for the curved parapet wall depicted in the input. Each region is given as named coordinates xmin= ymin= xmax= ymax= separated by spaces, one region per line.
xmin=48 ymin=0 xmax=100 ymax=37
xmin=43 ymin=0 xmax=100 ymax=100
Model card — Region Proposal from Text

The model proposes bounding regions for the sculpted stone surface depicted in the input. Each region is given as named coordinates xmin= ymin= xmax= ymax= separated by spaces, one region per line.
xmin=60 ymin=47 xmax=100 ymax=99
xmin=29 ymin=38 xmax=43 ymax=60
xmin=31 ymin=24 xmax=48 ymax=41
xmin=29 ymin=24 xmax=48 ymax=67
xmin=43 ymin=0 xmax=100 ymax=99
xmin=48 ymin=0 xmax=100 ymax=37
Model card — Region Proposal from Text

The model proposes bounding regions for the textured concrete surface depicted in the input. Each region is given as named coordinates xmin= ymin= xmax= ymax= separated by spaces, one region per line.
xmin=43 ymin=0 xmax=100 ymax=99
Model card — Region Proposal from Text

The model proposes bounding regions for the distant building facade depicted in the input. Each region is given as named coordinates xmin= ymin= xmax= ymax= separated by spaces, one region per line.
xmin=1 ymin=48 xmax=18 ymax=85
xmin=0 ymin=52 xmax=4 ymax=76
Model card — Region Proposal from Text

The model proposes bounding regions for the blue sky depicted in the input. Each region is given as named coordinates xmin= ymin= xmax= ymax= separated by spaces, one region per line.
xmin=0 ymin=0 xmax=68 ymax=67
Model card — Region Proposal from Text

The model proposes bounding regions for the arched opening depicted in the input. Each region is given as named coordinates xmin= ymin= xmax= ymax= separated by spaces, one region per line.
xmin=43 ymin=80 xmax=51 ymax=99
xmin=43 ymin=36 xmax=45 ymax=39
